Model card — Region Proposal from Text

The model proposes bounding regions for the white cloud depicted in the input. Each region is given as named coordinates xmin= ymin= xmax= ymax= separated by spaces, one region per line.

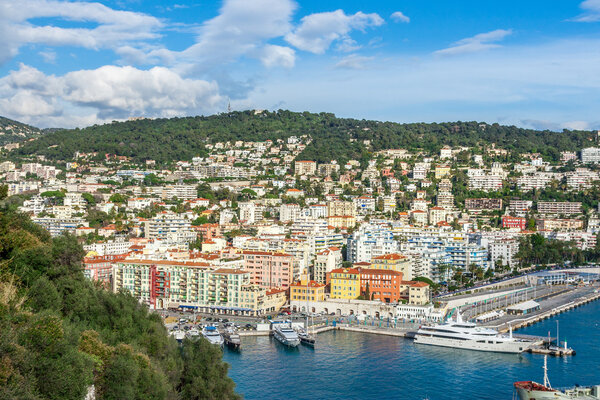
xmin=335 ymin=54 xmax=373 ymax=70
xmin=390 ymin=11 xmax=410 ymax=23
xmin=0 ymin=0 xmax=162 ymax=64
xmin=181 ymin=0 xmax=296 ymax=68
xmin=258 ymin=45 xmax=296 ymax=68
xmin=572 ymin=0 xmax=600 ymax=22
xmin=39 ymin=50 xmax=57 ymax=64
xmin=285 ymin=10 xmax=384 ymax=54
xmin=434 ymin=29 xmax=512 ymax=56
xmin=0 ymin=64 xmax=224 ymax=127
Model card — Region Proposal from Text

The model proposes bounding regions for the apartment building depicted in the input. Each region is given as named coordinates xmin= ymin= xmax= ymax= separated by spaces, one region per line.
xmin=313 ymin=247 xmax=343 ymax=284
xmin=465 ymin=198 xmax=503 ymax=211
xmin=328 ymin=268 xmax=360 ymax=299
xmin=240 ymin=250 xmax=295 ymax=289
xmin=581 ymin=147 xmax=600 ymax=164
xmin=537 ymin=201 xmax=582 ymax=215
xmin=536 ymin=218 xmax=584 ymax=231
xmin=489 ymin=239 xmax=519 ymax=269
xmin=295 ymin=160 xmax=317 ymax=175
xmin=358 ymin=268 xmax=404 ymax=303
xmin=370 ymin=253 xmax=413 ymax=280
xmin=112 ymin=259 xmax=251 ymax=310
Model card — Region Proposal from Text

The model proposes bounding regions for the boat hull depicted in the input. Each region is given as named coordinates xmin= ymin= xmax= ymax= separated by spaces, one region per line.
xmin=273 ymin=331 xmax=300 ymax=347
xmin=414 ymin=335 xmax=528 ymax=354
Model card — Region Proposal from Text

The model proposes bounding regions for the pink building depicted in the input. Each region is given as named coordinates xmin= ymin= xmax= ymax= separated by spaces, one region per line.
xmin=241 ymin=250 xmax=294 ymax=289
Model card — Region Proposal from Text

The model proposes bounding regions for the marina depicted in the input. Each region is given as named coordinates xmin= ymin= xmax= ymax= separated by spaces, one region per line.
xmin=223 ymin=298 xmax=600 ymax=399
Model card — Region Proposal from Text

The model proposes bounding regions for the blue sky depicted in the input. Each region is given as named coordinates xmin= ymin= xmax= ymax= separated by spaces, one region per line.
xmin=0 ymin=0 xmax=599 ymax=130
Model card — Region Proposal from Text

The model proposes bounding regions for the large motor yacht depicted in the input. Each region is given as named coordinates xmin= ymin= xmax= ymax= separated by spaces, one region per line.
xmin=414 ymin=312 xmax=533 ymax=353
xmin=273 ymin=322 xmax=300 ymax=347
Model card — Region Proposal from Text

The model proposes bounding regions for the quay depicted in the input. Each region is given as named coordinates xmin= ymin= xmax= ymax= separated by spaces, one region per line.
xmin=492 ymin=289 xmax=600 ymax=333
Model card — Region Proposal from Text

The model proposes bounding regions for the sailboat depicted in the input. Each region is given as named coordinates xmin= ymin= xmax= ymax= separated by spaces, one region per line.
xmin=298 ymin=274 xmax=316 ymax=347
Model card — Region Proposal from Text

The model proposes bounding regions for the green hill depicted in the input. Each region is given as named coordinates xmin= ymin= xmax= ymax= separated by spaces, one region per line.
xmin=11 ymin=110 xmax=596 ymax=164
xmin=0 ymin=188 xmax=240 ymax=400
xmin=0 ymin=116 xmax=44 ymax=146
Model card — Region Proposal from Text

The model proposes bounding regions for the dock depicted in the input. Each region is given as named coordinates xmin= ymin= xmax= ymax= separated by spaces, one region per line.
xmin=493 ymin=290 xmax=600 ymax=333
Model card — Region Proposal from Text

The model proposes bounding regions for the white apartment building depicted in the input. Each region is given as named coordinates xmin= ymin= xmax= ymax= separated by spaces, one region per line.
xmin=239 ymin=202 xmax=257 ymax=224
xmin=489 ymin=239 xmax=519 ymax=269
xmin=581 ymin=147 xmax=600 ymax=164
xmin=468 ymin=174 xmax=503 ymax=191
xmin=144 ymin=213 xmax=196 ymax=243
xmin=280 ymin=203 xmax=302 ymax=223
xmin=313 ymin=247 xmax=343 ymax=284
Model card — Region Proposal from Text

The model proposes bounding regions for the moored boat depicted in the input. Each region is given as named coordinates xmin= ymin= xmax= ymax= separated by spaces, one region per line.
xmin=296 ymin=327 xmax=315 ymax=347
xmin=414 ymin=312 xmax=534 ymax=354
xmin=223 ymin=327 xmax=241 ymax=350
xmin=514 ymin=356 xmax=600 ymax=399
xmin=273 ymin=322 xmax=300 ymax=347
xmin=202 ymin=325 xmax=224 ymax=347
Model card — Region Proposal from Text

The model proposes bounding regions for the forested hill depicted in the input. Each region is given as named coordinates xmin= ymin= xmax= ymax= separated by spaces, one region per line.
xmin=0 ymin=116 xmax=44 ymax=146
xmin=11 ymin=110 xmax=597 ymax=164
xmin=0 ymin=187 xmax=240 ymax=399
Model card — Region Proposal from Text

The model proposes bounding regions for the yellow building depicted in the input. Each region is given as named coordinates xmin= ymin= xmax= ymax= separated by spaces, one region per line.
xmin=327 ymin=215 xmax=356 ymax=229
xmin=370 ymin=253 xmax=413 ymax=280
xmin=328 ymin=268 xmax=360 ymax=299
xmin=290 ymin=275 xmax=326 ymax=302
xmin=240 ymin=285 xmax=287 ymax=315
xmin=434 ymin=164 xmax=451 ymax=179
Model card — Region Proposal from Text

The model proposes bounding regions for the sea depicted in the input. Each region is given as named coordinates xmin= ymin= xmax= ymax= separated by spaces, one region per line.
xmin=223 ymin=300 xmax=600 ymax=400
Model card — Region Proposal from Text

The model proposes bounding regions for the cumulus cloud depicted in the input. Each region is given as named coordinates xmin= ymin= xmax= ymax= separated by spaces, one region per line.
xmin=285 ymin=10 xmax=384 ymax=54
xmin=390 ymin=11 xmax=410 ymax=23
xmin=181 ymin=0 xmax=296 ymax=67
xmin=0 ymin=0 xmax=162 ymax=64
xmin=258 ymin=45 xmax=296 ymax=68
xmin=0 ymin=64 xmax=224 ymax=127
xmin=434 ymin=29 xmax=512 ymax=56
xmin=335 ymin=54 xmax=373 ymax=70
xmin=571 ymin=0 xmax=600 ymax=22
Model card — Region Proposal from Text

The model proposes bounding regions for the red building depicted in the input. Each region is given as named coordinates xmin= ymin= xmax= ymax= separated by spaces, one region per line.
xmin=358 ymin=268 xmax=404 ymax=303
xmin=502 ymin=216 xmax=527 ymax=230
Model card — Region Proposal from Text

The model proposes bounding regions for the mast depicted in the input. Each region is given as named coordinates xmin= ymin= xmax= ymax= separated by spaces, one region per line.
xmin=556 ymin=320 xmax=559 ymax=348
xmin=543 ymin=355 xmax=552 ymax=388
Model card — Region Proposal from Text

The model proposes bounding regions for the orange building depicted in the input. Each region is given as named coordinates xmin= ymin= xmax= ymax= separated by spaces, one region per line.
xmin=358 ymin=268 xmax=404 ymax=303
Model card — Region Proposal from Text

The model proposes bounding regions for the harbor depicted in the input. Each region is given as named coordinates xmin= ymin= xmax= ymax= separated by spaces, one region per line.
xmin=223 ymin=299 xmax=600 ymax=400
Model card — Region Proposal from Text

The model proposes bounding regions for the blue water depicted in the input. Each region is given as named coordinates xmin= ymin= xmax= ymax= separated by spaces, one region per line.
xmin=223 ymin=300 xmax=600 ymax=400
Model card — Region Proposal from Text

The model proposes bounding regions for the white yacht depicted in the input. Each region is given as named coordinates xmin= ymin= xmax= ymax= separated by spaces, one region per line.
xmin=273 ymin=322 xmax=300 ymax=347
xmin=414 ymin=313 xmax=534 ymax=354
xmin=202 ymin=325 xmax=224 ymax=347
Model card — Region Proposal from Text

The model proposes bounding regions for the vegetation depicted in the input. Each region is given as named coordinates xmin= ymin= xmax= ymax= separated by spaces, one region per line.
xmin=10 ymin=110 xmax=596 ymax=165
xmin=0 ymin=115 xmax=44 ymax=146
xmin=0 ymin=188 xmax=240 ymax=399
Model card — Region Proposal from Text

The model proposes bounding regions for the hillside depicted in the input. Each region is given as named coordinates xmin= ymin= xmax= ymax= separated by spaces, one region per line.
xmin=0 ymin=116 xmax=44 ymax=146
xmin=10 ymin=110 xmax=597 ymax=164
xmin=0 ymin=189 xmax=240 ymax=400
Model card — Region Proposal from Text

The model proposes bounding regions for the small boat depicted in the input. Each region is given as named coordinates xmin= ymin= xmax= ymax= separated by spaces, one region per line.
xmin=514 ymin=356 xmax=600 ymax=399
xmin=202 ymin=325 xmax=224 ymax=347
xmin=186 ymin=328 xmax=201 ymax=340
xmin=273 ymin=322 xmax=300 ymax=347
xmin=223 ymin=327 xmax=242 ymax=350
xmin=296 ymin=327 xmax=316 ymax=347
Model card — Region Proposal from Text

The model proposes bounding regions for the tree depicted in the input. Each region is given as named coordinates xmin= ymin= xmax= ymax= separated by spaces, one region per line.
xmin=109 ymin=193 xmax=128 ymax=204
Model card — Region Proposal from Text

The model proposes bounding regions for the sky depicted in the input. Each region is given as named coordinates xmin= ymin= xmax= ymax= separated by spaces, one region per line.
xmin=1 ymin=0 xmax=600 ymax=130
